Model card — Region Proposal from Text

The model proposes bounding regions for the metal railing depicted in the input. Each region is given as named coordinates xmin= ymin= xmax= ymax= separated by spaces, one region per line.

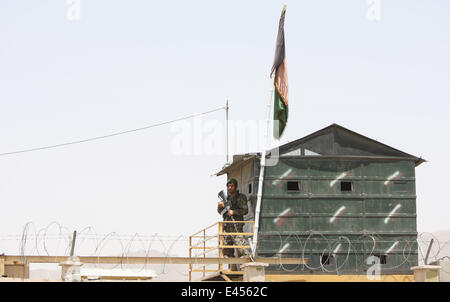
xmin=188 ymin=220 xmax=254 ymax=281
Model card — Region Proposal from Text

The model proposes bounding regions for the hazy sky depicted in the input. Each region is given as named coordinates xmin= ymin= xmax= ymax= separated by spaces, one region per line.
xmin=0 ymin=0 xmax=449 ymax=256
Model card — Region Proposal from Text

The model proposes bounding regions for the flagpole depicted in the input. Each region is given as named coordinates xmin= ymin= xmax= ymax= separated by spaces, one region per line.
xmin=251 ymin=4 xmax=287 ymax=258
xmin=251 ymin=87 xmax=273 ymax=257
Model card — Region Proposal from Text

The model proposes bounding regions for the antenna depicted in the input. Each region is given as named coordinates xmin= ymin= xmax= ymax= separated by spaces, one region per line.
xmin=226 ymin=100 xmax=229 ymax=163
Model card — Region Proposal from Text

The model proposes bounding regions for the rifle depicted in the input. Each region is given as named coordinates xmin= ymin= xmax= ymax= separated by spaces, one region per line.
xmin=218 ymin=190 xmax=232 ymax=216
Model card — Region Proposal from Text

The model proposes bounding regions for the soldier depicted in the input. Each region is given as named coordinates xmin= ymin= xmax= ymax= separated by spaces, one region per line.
xmin=217 ymin=178 xmax=249 ymax=270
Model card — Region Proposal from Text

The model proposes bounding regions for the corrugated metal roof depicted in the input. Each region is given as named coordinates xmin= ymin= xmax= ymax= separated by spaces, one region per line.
xmin=273 ymin=123 xmax=425 ymax=166
xmin=216 ymin=153 xmax=257 ymax=176
xmin=216 ymin=124 xmax=425 ymax=176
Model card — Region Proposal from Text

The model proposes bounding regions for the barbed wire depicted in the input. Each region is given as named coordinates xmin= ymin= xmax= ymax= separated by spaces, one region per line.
xmin=1 ymin=221 xmax=449 ymax=280
xmin=6 ymin=221 xmax=191 ymax=279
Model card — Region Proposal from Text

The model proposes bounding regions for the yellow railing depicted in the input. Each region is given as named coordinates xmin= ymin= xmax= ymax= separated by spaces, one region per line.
xmin=188 ymin=220 xmax=254 ymax=281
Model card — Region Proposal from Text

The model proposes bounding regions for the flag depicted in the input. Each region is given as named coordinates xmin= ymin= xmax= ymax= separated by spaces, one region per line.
xmin=271 ymin=6 xmax=288 ymax=139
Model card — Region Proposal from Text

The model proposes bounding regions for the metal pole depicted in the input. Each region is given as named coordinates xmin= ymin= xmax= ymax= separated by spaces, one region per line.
xmin=251 ymin=89 xmax=273 ymax=258
xmin=226 ymin=100 xmax=229 ymax=163
xmin=424 ymin=238 xmax=434 ymax=265
xmin=70 ymin=230 xmax=77 ymax=258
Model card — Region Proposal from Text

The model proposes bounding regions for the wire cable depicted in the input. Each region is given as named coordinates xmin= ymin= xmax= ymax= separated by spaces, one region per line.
xmin=0 ymin=106 xmax=226 ymax=157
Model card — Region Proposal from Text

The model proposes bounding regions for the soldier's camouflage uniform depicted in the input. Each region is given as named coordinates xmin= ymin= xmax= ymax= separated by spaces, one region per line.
xmin=217 ymin=192 xmax=249 ymax=259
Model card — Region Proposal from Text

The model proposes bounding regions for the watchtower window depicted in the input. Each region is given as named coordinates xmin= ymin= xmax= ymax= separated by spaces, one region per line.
xmin=287 ymin=181 xmax=300 ymax=192
xmin=321 ymin=255 xmax=333 ymax=265
xmin=248 ymin=183 xmax=252 ymax=194
xmin=374 ymin=254 xmax=387 ymax=264
xmin=340 ymin=181 xmax=353 ymax=192
xmin=393 ymin=181 xmax=407 ymax=192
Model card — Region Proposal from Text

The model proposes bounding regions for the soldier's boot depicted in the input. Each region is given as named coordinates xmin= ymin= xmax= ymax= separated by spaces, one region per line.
xmin=227 ymin=253 xmax=239 ymax=271
xmin=231 ymin=246 xmax=245 ymax=271
xmin=231 ymin=250 xmax=247 ymax=271
xmin=222 ymin=248 xmax=234 ymax=271
xmin=222 ymin=255 xmax=234 ymax=271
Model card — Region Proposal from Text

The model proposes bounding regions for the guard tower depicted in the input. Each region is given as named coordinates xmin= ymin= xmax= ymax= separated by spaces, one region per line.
xmin=216 ymin=123 xmax=425 ymax=281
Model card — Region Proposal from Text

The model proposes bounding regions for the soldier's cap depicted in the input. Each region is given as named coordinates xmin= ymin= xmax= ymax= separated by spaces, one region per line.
xmin=226 ymin=178 xmax=238 ymax=187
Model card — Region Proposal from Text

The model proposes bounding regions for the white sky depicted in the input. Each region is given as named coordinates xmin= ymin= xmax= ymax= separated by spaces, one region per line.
xmin=0 ymin=0 xmax=449 ymax=257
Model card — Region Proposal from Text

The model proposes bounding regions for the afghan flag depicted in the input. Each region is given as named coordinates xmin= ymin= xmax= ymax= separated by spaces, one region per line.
xmin=270 ymin=6 xmax=288 ymax=139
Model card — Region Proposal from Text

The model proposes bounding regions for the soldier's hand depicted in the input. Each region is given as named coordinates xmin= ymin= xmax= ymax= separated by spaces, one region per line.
xmin=218 ymin=202 xmax=224 ymax=208
xmin=228 ymin=210 xmax=234 ymax=216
